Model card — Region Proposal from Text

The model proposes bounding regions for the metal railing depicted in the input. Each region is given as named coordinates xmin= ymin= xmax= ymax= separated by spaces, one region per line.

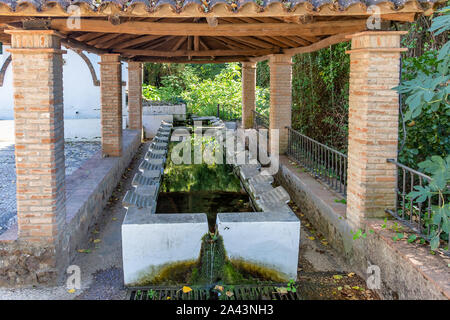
xmin=286 ymin=127 xmax=347 ymax=196
xmin=252 ymin=110 xmax=269 ymax=129
xmin=386 ymin=159 xmax=449 ymax=254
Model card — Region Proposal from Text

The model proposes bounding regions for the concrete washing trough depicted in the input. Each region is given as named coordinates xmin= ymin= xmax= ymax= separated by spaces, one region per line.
xmin=122 ymin=211 xmax=208 ymax=286
xmin=121 ymin=124 xmax=300 ymax=286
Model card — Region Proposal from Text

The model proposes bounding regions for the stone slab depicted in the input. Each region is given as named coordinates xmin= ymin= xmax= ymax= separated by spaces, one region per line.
xmin=149 ymin=141 xmax=168 ymax=150
xmin=249 ymin=174 xmax=274 ymax=185
xmin=256 ymin=202 xmax=294 ymax=214
xmin=248 ymin=181 xmax=274 ymax=197
xmin=154 ymin=135 xmax=169 ymax=143
xmin=238 ymin=165 xmax=261 ymax=181
xmin=132 ymin=172 xmax=159 ymax=187
xmin=122 ymin=212 xmax=208 ymax=285
xmin=143 ymin=154 xmax=165 ymax=166
xmin=139 ymin=160 xmax=163 ymax=173
xmin=147 ymin=148 xmax=166 ymax=156
xmin=217 ymin=211 xmax=300 ymax=280
xmin=259 ymin=186 xmax=290 ymax=204
xmin=135 ymin=185 xmax=159 ymax=198
xmin=122 ymin=190 xmax=156 ymax=209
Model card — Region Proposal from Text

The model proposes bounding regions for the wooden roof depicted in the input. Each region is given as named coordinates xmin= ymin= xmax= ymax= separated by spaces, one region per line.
xmin=0 ymin=0 xmax=439 ymax=63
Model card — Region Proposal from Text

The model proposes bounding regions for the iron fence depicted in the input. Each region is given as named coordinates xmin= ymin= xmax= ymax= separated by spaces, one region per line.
xmin=286 ymin=126 xmax=347 ymax=196
xmin=252 ymin=110 xmax=269 ymax=129
xmin=386 ymin=159 xmax=449 ymax=254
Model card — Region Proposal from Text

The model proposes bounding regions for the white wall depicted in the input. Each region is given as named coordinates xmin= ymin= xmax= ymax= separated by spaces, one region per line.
xmin=0 ymin=46 xmax=129 ymax=140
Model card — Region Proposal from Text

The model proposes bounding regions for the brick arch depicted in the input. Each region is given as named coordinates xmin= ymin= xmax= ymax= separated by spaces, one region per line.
xmin=73 ymin=50 xmax=100 ymax=86
xmin=0 ymin=50 xmax=101 ymax=87
xmin=0 ymin=54 xmax=11 ymax=87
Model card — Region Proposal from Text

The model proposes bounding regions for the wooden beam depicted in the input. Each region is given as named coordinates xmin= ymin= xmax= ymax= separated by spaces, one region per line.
xmin=282 ymin=33 xmax=351 ymax=56
xmin=134 ymin=57 xmax=249 ymax=64
xmin=118 ymin=48 xmax=277 ymax=57
xmin=248 ymin=33 xmax=352 ymax=63
xmin=50 ymin=19 xmax=367 ymax=37
xmin=194 ymin=36 xmax=200 ymax=51
xmin=62 ymin=37 xmax=110 ymax=56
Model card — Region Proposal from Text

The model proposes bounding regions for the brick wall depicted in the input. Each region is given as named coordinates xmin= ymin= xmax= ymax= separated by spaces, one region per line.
xmin=100 ymin=54 xmax=123 ymax=157
xmin=269 ymin=54 xmax=292 ymax=154
xmin=242 ymin=62 xmax=256 ymax=129
xmin=346 ymin=31 xmax=407 ymax=228
xmin=127 ymin=62 xmax=143 ymax=131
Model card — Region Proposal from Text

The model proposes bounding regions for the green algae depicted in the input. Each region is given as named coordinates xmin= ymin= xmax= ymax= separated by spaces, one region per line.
xmin=161 ymin=141 xmax=242 ymax=193
xmin=131 ymin=233 xmax=286 ymax=286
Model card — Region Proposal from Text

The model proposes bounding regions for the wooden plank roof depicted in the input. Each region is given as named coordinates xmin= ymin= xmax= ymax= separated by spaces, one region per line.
xmin=0 ymin=0 xmax=440 ymax=63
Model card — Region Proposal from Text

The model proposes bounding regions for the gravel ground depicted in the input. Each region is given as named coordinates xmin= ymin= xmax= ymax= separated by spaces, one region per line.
xmin=0 ymin=141 xmax=101 ymax=235
xmin=0 ymin=142 xmax=147 ymax=300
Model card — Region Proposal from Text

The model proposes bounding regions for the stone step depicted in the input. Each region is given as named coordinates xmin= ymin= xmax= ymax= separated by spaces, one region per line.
xmin=132 ymin=172 xmax=159 ymax=187
xmin=122 ymin=190 xmax=156 ymax=209
xmin=259 ymin=186 xmax=290 ymax=205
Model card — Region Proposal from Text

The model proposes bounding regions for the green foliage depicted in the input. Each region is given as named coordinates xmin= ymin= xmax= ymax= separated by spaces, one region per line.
xmin=161 ymin=140 xmax=242 ymax=193
xmin=407 ymin=155 xmax=450 ymax=250
xmin=142 ymin=63 xmax=270 ymax=120
xmin=291 ymin=42 xmax=351 ymax=152
xmin=397 ymin=6 xmax=450 ymax=167
xmin=182 ymin=63 xmax=242 ymax=119
xmin=397 ymin=7 xmax=450 ymax=251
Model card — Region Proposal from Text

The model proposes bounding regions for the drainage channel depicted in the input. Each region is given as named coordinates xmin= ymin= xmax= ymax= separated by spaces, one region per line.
xmin=127 ymin=284 xmax=302 ymax=300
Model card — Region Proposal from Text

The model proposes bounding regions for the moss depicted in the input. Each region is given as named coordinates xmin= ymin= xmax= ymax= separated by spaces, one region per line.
xmin=189 ymin=233 xmax=286 ymax=285
xmin=130 ymin=235 xmax=288 ymax=286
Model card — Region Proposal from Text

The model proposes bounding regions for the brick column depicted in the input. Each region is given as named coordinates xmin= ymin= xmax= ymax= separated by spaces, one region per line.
xmin=242 ymin=62 xmax=256 ymax=129
xmin=100 ymin=54 xmax=122 ymax=157
xmin=127 ymin=62 xmax=143 ymax=131
xmin=269 ymin=54 xmax=292 ymax=154
xmin=6 ymin=30 xmax=66 ymax=244
xmin=346 ymin=31 xmax=407 ymax=228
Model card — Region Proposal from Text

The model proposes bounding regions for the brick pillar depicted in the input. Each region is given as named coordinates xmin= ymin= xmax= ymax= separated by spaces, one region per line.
xmin=242 ymin=62 xmax=256 ymax=129
xmin=6 ymin=30 xmax=66 ymax=244
xmin=100 ymin=54 xmax=122 ymax=157
xmin=346 ymin=31 xmax=407 ymax=228
xmin=269 ymin=54 xmax=292 ymax=154
xmin=127 ymin=62 xmax=143 ymax=131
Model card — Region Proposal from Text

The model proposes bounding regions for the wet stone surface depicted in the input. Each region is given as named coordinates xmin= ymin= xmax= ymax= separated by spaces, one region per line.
xmin=0 ymin=141 xmax=101 ymax=235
